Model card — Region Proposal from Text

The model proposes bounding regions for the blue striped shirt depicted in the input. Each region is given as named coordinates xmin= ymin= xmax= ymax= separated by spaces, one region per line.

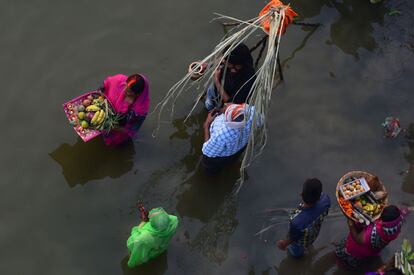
xmin=202 ymin=107 xmax=255 ymax=158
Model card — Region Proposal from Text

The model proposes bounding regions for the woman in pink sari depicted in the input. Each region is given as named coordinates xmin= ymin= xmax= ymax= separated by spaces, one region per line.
xmin=100 ymin=74 xmax=150 ymax=146
xmin=335 ymin=205 xmax=406 ymax=269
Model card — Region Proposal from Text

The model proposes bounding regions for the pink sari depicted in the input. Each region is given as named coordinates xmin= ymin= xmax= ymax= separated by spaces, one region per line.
xmin=347 ymin=210 xmax=405 ymax=258
xmin=336 ymin=211 xmax=405 ymax=268
xmin=102 ymin=74 xmax=150 ymax=146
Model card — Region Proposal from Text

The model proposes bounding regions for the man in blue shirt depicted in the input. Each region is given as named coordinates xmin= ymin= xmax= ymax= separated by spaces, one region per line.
xmin=201 ymin=103 xmax=255 ymax=175
xmin=277 ymin=178 xmax=331 ymax=258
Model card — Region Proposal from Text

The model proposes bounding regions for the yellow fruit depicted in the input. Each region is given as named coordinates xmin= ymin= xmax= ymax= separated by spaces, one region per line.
xmin=78 ymin=112 xmax=85 ymax=120
xmin=91 ymin=111 xmax=100 ymax=125
xmin=81 ymin=120 xmax=89 ymax=129
xmin=86 ymin=105 xmax=101 ymax=112
xmin=92 ymin=99 xmax=101 ymax=105
xmin=96 ymin=110 xmax=106 ymax=125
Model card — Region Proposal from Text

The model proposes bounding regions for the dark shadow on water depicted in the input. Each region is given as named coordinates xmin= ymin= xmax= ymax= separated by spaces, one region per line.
xmin=176 ymin=163 xmax=242 ymax=263
xmin=121 ymin=251 xmax=167 ymax=275
xmin=402 ymin=123 xmax=414 ymax=194
xmin=276 ymin=249 xmax=385 ymax=275
xmin=147 ymin=108 xmax=243 ymax=263
xmin=291 ymin=0 xmax=330 ymax=20
xmin=176 ymin=162 xmax=241 ymax=222
xmin=170 ymin=109 xmax=205 ymax=172
xmin=328 ymin=0 xmax=387 ymax=58
xmin=49 ymin=138 xmax=135 ymax=187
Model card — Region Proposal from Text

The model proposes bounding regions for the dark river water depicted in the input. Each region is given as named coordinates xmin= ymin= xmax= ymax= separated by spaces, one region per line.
xmin=1 ymin=0 xmax=413 ymax=274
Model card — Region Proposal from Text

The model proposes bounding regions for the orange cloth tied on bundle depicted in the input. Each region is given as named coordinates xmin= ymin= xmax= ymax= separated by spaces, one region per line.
xmin=259 ymin=0 xmax=298 ymax=35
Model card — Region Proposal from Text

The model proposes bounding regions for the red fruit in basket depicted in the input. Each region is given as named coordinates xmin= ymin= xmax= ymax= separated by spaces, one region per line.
xmin=83 ymin=99 xmax=92 ymax=107
xmin=86 ymin=112 xmax=95 ymax=121
xmin=354 ymin=201 xmax=362 ymax=208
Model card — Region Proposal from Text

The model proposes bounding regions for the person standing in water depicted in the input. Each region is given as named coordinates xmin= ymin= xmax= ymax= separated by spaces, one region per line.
xmin=277 ymin=178 xmax=331 ymax=258
xmin=205 ymin=43 xmax=256 ymax=111
xmin=336 ymin=205 xmax=406 ymax=269
xmin=202 ymin=103 xmax=256 ymax=175
xmin=99 ymin=73 xmax=150 ymax=146
xmin=126 ymin=207 xmax=178 ymax=268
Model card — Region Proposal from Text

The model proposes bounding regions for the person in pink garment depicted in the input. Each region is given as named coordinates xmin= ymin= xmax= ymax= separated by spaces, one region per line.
xmin=99 ymin=73 xmax=150 ymax=146
xmin=335 ymin=205 xmax=406 ymax=269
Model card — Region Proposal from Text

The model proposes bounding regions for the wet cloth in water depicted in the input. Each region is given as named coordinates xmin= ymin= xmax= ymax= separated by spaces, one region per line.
xmin=335 ymin=211 xmax=404 ymax=268
xmin=288 ymin=193 xmax=331 ymax=256
xmin=102 ymin=74 xmax=150 ymax=146
xmin=127 ymin=208 xmax=178 ymax=268
xmin=202 ymin=104 xmax=255 ymax=158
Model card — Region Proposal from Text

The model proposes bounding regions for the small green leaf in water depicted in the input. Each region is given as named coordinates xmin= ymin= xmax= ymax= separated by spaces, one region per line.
xmin=388 ymin=9 xmax=402 ymax=16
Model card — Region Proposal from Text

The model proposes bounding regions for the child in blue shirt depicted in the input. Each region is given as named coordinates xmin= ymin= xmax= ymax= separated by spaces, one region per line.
xmin=277 ymin=178 xmax=331 ymax=257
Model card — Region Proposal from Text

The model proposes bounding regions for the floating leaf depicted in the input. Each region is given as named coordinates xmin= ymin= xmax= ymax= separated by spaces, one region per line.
xmin=388 ymin=9 xmax=402 ymax=16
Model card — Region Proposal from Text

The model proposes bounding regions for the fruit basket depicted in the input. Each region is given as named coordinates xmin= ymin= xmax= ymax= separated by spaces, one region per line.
xmin=339 ymin=178 xmax=370 ymax=200
xmin=63 ymin=91 xmax=119 ymax=142
xmin=336 ymin=171 xmax=389 ymax=224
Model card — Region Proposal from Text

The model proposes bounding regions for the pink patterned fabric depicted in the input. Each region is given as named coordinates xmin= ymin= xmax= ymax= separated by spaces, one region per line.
xmin=102 ymin=74 xmax=150 ymax=146
xmin=345 ymin=224 xmax=379 ymax=258
xmin=345 ymin=215 xmax=403 ymax=258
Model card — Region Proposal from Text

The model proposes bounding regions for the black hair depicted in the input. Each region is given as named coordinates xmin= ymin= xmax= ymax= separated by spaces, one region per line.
xmin=302 ymin=178 xmax=322 ymax=205
xmin=127 ymin=74 xmax=146 ymax=95
xmin=384 ymin=268 xmax=404 ymax=275
xmin=381 ymin=205 xmax=401 ymax=222
xmin=223 ymin=43 xmax=253 ymax=68
xmin=234 ymin=114 xmax=245 ymax=122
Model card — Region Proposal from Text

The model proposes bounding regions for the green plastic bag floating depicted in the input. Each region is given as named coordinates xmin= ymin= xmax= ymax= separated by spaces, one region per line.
xmin=127 ymin=207 xmax=178 ymax=268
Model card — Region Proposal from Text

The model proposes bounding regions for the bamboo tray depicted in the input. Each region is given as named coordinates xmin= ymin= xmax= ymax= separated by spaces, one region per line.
xmin=336 ymin=171 xmax=388 ymax=223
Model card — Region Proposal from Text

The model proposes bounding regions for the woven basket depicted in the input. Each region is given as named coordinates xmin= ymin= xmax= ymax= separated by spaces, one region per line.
xmin=63 ymin=91 xmax=112 ymax=142
xmin=336 ymin=171 xmax=388 ymax=222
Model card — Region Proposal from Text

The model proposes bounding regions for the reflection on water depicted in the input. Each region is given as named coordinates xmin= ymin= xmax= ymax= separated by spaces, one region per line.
xmin=292 ymin=0 xmax=330 ymax=19
xmin=120 ymin=251 xmax=167 ymax=275
xmin=282 ymin=25 xmax=319 ymax=67
xmin=402 ymin=123 xmax=414 ymax=194
xmin=49 ymin=138 xmax=135 ymax=187
xmin=170 ymin=110 xmax=205 ymax=172
xmin=176 ymin=165 xmax=240 ymax=222
xmin=190 ymin=195 xmax=238 ymax=263
xmin=328 ymin=0 xmax=386 ymax=57
xmin=276 ymin=247 xmax=330 ymax=275
xmin=277 ymin=249 xmax=384 ymax=274
xmin=170 ymin=109 xmax=242 ymax=263
xmin=176 ymin=166 xmax=240 ymax=263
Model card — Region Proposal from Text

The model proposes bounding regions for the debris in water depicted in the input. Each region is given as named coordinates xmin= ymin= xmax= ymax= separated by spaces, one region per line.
xmin=382 ymin=116 xmax=402 ymax=138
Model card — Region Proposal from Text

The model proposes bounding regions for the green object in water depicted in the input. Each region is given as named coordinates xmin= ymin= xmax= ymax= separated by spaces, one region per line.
xmin=388 ymin=9 xmax=402 ymax=16
xmin=126 ymin=208 xmax=178 ymax=268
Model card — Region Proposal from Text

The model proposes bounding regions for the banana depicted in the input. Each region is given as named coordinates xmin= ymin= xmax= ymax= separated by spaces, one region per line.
xmin=86 ymin=104 xmax=101 ymax=112
xmin=91 ymin=111 xmax=100 ymax=125
xmin=96 ymin=110 xmax=106 ymax=125
xmin=99 ymin=110 xmax=106 ymax=123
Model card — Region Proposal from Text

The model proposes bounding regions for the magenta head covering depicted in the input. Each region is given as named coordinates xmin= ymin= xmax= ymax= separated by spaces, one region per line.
xmin=129 ymin=74 xmax=150 ymax=116
xmin=103 ymin=74 xmax=150 ymax=116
